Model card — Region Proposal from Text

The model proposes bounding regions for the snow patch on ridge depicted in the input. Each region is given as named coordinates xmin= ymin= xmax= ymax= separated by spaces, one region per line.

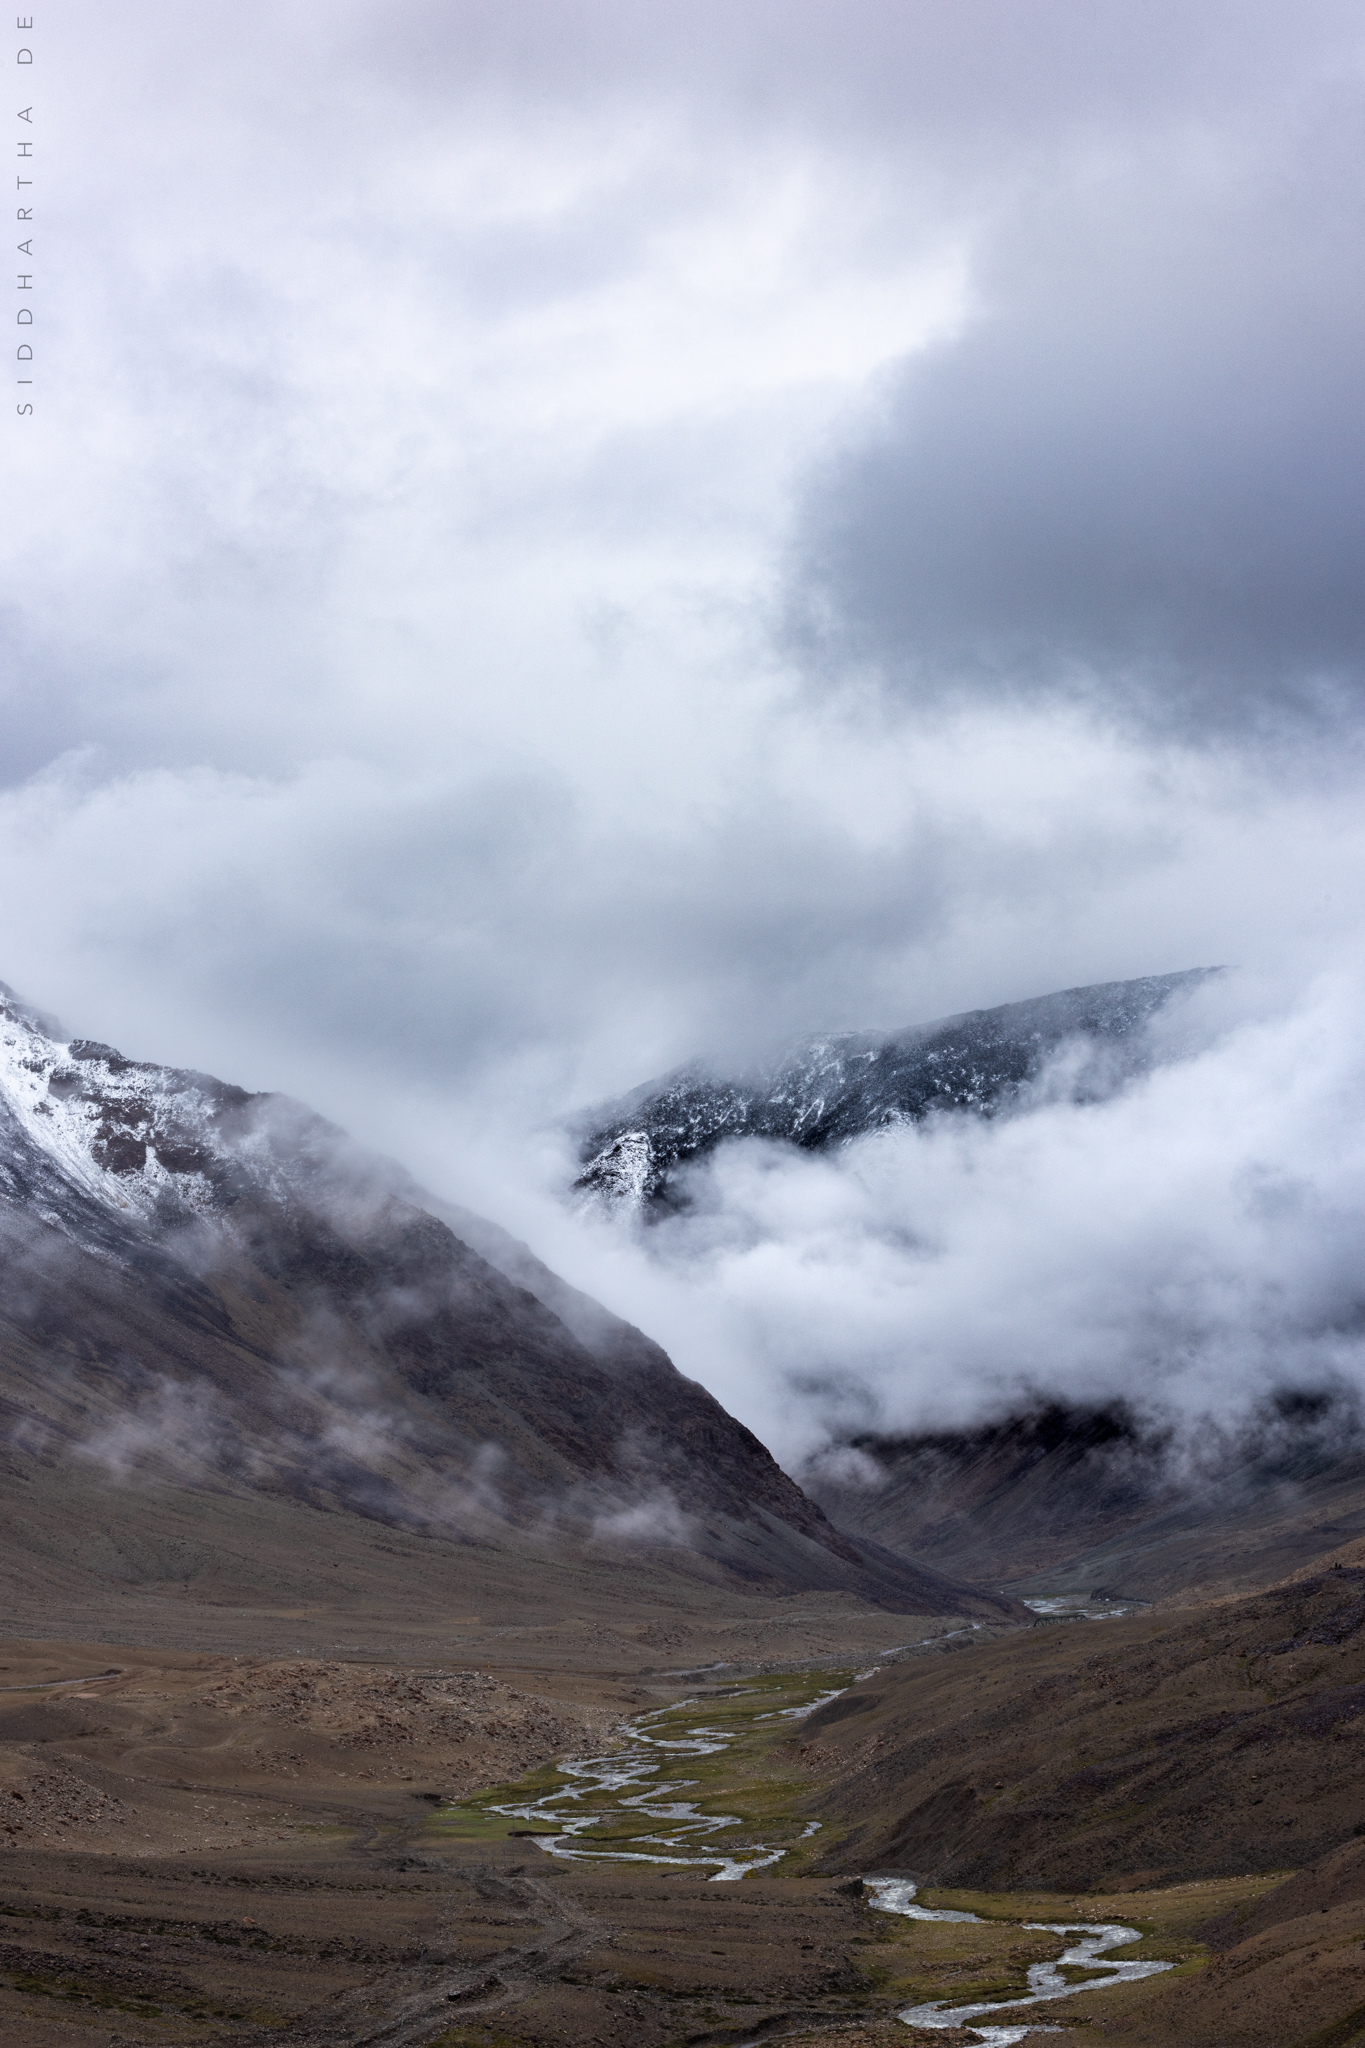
xmin=0 ymin=980 xmax=266 ymax=1232
xmin=575 ymin=1129 xmax=655 ymax=1212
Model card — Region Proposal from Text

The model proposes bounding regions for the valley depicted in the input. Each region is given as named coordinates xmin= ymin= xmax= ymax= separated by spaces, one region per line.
xmin=5 ymin=1568 xmax=1365 ymax=2048
xmin=5 ymin=976 xmax=1365 ymax=2045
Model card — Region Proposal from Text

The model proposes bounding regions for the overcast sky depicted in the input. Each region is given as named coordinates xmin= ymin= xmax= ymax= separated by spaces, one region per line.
xmin=6 ymin=4 xmax=1365 ymax=1454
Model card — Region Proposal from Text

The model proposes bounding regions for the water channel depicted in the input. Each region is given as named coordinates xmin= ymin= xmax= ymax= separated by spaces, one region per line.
xmin=867 ymin=1879 xmax=1173 ymax=2043
xmin=457 ymin=1675 xmax=1172 ymax=2039
xmin=478 ymin=1679 xmax=829 ymax=1880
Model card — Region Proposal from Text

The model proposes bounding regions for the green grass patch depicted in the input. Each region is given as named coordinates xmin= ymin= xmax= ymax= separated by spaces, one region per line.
xmin=852 ymin=1920 xmax=1067 ymax=2007
xmin=427 ymin=1670 xmax=857 ymax=1876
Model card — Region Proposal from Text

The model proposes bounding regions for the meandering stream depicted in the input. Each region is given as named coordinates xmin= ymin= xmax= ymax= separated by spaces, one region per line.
xmin=481 ymin=1687 xmax=823 ymax=1880
xmin=868 ymin=1878 xmax=1174 ymax=2044
xmin=460 ymin=1679 xmax=1172 ymax=2040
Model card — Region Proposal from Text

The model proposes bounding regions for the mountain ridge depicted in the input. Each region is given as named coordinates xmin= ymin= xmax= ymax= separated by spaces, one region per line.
xmin=574 ymin=966 xmax=1218 ymax=1210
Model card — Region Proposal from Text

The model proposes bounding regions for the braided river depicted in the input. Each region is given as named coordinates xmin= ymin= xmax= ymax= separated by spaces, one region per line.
xmin=456 ymin=1673 xmax=1173 ymax=2040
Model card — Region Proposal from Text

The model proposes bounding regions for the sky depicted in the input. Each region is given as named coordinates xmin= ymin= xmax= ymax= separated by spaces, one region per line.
xmin=5 ymin=2 xmax=1365 ymax=1462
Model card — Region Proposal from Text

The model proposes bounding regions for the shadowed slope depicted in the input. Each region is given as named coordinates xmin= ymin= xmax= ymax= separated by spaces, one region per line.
xmin=800 ymin=1564 xmax=1365 ymax=1889
xmin=804 ymin=1397 xmax=1365 ymax=1605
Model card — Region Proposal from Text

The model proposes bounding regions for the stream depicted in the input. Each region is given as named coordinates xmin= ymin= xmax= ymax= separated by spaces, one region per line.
xmin=466 ymin=1681 xmax=1173 ymax=2040
xmin=482 ymin=1688 xmax=823 ymax=1881
xmin=868 ymin=1878 xmax=1174 ymax=2044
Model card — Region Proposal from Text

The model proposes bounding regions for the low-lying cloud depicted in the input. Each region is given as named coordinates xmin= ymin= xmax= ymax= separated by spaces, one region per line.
xmin=539 ymin=970 xmax=1365 ymax=1468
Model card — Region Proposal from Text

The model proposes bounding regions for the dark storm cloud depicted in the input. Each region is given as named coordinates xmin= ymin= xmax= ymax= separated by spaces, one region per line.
xmin=344 ymin=0 xmax=1365 ymax=736
xmin=781 ymin=15 xmax=1365 ymax=733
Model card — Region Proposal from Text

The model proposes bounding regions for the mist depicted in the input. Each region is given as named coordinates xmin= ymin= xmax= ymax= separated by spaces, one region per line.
xmin=494 ymin=968 xmax=1365 ymax=1471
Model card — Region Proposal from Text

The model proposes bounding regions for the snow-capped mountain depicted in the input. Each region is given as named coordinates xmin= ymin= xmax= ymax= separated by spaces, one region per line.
xmin=574 ymin=969 xmax=1216 ymax=1211
xmin=0 ymin=980 xmax=1015 ymax=1619
xmin=0 ymin=984 xmax=317 ymax=1246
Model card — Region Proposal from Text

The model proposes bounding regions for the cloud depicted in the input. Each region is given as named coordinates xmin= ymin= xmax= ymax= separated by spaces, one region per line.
xmin=7 ymin=7 xmax=1364 ymax=1082
xmin=71 ymin=1374 xmax=242 ymax=1484
xmin=587 ymin=1489 xmax=694 ymax=1549
xmin=4 ymin=4 xmax=1365 ymax=1475
xmin=534 ymin=969 xmax=1365 ymax=1467
xmin=784 ymin=15 xmax=1365 ymax=734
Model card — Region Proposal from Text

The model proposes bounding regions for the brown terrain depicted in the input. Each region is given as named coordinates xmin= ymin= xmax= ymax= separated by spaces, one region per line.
xmin=0 ymin=1623 xmax=951 ymax=2048
xmin=785 ymin=1553 xmax=1365 ymax=2045
xmin=803 ymin=1561 xmax=1365 ymax=1887
xmin=6 ymin=1549 xmax=1365 ymax=2047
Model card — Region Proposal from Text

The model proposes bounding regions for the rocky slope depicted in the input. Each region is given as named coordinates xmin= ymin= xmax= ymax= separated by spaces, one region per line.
xmin=800 ymin=1560 xmax=1365 ymax=1888
xmin=0 ymin=980 xmax=1016 ymax=1622
xmin=574 ymin=968 xmax=1215 ymax=1210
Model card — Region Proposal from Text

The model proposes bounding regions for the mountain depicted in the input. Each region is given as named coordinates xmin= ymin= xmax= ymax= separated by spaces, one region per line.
xmin=803 ymin=1394 xmax=1365 ymax=1605
xmin=573 ymin=968 xmax=1216 ymax=1210
xmin=570 ymin=963 xmax=1361 ymax=1615
xmin=0 ymin=980 xmax=1019 ymax=1631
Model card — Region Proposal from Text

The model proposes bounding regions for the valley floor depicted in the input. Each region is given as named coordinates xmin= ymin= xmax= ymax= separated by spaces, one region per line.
xmin=4 ymin=1591 xmax=1365 ymax=2048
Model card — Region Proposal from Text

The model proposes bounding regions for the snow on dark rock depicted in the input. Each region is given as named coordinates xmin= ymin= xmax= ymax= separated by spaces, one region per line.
xmin=572 ymin=969 xmax=1218 ymax=1213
